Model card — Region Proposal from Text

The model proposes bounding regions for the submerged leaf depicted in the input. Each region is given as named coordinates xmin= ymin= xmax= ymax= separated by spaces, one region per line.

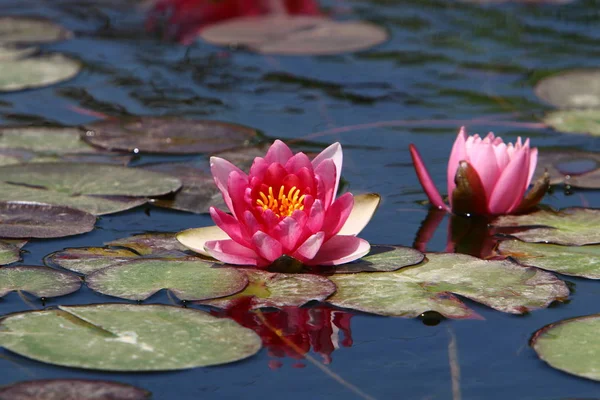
xmin=0 ymin=266 xmax=81 ymax=298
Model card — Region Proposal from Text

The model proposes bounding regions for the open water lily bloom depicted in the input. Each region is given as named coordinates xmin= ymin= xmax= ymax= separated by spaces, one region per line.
xmin=177 ymin=140 xmax=380 ymax=267
xmin=410 ymin=127 xmax=549 ymax=216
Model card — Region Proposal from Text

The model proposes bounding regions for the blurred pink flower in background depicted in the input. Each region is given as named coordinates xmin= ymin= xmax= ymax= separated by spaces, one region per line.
xmin=146 ymin=0 xmax=322 ymax=44
xmin=178 ymin=140 xmax=380 ymax=267
xmin=410 ymin=127 xmax=548 ymax=216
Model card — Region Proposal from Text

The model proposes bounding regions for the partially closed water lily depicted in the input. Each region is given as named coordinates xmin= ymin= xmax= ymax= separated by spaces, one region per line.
xmin=178 ymin=140 xmax=380 ymax=267
xmin=410 ymin=127 xmax=549 ymax=216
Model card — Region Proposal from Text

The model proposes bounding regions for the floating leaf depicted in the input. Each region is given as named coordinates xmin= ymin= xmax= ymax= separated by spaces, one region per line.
xmin=498 ymin=239 xmax=600 ymax=279
xmin=0 ymin=266 xmax=81 ymax=298
xmin=0 ymin=126 xmax=99 ymax=154
xmin=106 ymin=232 xmax=190 ymax=256
xmin=327 ymin=253 xmax=568 ymax=318
xmin=199 ymin=269 xmax=336 ymax=309
xmin=0 ymin=54 xmax=81 ymax=92
xmin=544 ymin=109 xmax=600 ymax=136
xmin=535 ymin=69 xmax=600 ymax=109
xmin=0 ymin=304 xmax=262 ymax=371
xmin=0 ymin=201 xmax=96 ymax=238
xmin=330 ymin=245 xmax=425 ymax=273
xmin=534 ymin=149 xmax=600 ymax=187
xmin=0 ymin=379 xmax=150 ymax=400
xmin=0 ymin=240 xmax=21 ymax=265
xmin=200 ymin=16 xmax=388 ymax=55
xmin=83 ymin=117 xmax=258 ymax=155
xmin=0 ymin=17 xmax=72 ymax=45
xmin=531 ymin=314 xmax=600 ymax=381
xmin=86 ymin=259 xmax=248 ymax=301
xmin=0 ymin=45 xmax=37 ymax=61
xmin=492 ymin=208 xmax=600 ymax=245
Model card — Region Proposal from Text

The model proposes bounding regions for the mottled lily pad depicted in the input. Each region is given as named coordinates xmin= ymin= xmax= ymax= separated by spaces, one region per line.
xmin=0 ymin=17 xmax=72 ymax=45
xmin=0 ymin=379 xmax=150 ymax=400
xmin=0 ymin=126 xmax=99 ymax=154
xmin=0 ymin=266 xmax=81 ymax=298
xmin=106 ymin=232 xmax=190 ymax=256
xmin=531 ymin=314 xmax=600 ymax=381
xmin=331 ymin=245 xmax=425 ymax=273
xmin=0 ymin=201 xmax=96 ymax=238
xmin=199 ymin=269 xmax=336 ymax=309
xmin=498 ymin=240 xmax=600 ymax=279
xmin=86 ymin=259 xmax=248 ymax=301
xmin=544 ymin=109 xmax=600 ymax=136
xmin=200 ymin=16 xmax=388 ymax=56
xmin=327 ymin=253 xmax=568 ymax=319
xmin=492 ymin=208 xmax=600 ymax=245
xmin=534 ymin=149 xmax=600 ymax=187
xmin=0 ymin=240 xmax=21 ymax=265
xmin=0 ymin=54 xmax=81 ymax=92
xmin=0 ymin=304 xmax=262 ymax=371
xmin=83 ymin=117 xmax=257 ymax=155
xmin=535 ymin=69 xmax=600 ymax=109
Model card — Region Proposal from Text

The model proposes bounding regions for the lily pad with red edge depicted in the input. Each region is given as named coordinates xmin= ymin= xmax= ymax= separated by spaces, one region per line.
xmin=0 ymin=379 xmax=150 ymax=400
xmin=533 ymin=149 xmax=600 ymax=187
xmin=498 ymin=239 xmax=600 ymax=279
xmin=0 ymin=240 xmax=21 ymax=265
xmin=534 ymin=69 xmax=600 ymax=109
xmin=200 ymin=16 xmax=388 ymax=56
xmin=327 ymin=253 xmax=568 ymax=319
xmin=531 ymin=314 xmax=600 ymax=381
xmin=544 ymin=109 xmax=600 ymax=137
xmin=327 ymin=245 xmax=425 ymax=273
xmin=0 ymin=201 xmax=96 ymax=238
xmin=0 ymin=304 xmax=262 ymax=371
xmin=82 ymin=117 xmax=258 ymax=155
xmin=0 ymin=266 xmax=81 ymax=298
xmin=0 ymin=54 xmax=82 ymax=92
xmin=492 ymin=208 xmax=600 ymax=246
xmin=0 ymin=16 xmax=72 ymax=45
xmin=198 ymin=269 xmax=336 ymax=310
xmin=86 ymin=258 xmax=247 ymax=301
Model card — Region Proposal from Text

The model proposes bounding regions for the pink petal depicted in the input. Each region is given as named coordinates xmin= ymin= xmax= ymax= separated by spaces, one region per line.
xmin=209 ymin=207 xmax=250 ymax=246
xmin=249 ymin=157 xmax=269 ymax=180
xmin=291 ymin=231 xmax=325 ymax=263
xmin=285 ymin=152 xmax=313 ymax=174
xmin=447 ymin=127 xmax=467 ymax=199
xmin=307 ymin=236 xmax=371 ymax=266
xmin=205 ymin=239 xmax=264 ymax=267
xmin=493 ymin=142 xmax=510 ymax=171
xmin=272 ymin=216 xmax=304 ymax=253
xmin=264 ymin=140 xmax=294 ymax=165
xmin=409 ymin=144 xmax=448 ymax=211
xmin=312 ymin=142 xmax=343 ymax=200
xmin=527 ymin=147 xmax=538 ymax=188
xmin=314 ymin=159 xmax=337 ymax=207
xmin=307 ymin=199 xmax=325 ymax=233
xmin=321 ymin=192 xmax=354 ymax=239
xmin=228 ymin=171 xmax=251 ymax=220
xmin=252 ymin=231 xmax=283 ymax=262
xmin=488 ymin=145 xmax=530 ymax=214
xmin=210 ymin=156 xmax=246 ymax=215
xmin=467 ymin=141 xmax=500 ymax=198
xmin=243 ymin=210 xmax=261 ymax=236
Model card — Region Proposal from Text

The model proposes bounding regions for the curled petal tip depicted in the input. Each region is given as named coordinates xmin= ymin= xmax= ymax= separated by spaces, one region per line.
xmin=410 ymin=144 xmax=447 ymax=211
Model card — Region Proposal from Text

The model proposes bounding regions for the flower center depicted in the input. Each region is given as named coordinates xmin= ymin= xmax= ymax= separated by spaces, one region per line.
xmin=256 ymin=185 xmax=305 ymax=217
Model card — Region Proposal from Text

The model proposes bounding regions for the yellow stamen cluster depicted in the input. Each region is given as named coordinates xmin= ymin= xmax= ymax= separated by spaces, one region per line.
xmin=256 ymin=185 xmax=305 ymax=217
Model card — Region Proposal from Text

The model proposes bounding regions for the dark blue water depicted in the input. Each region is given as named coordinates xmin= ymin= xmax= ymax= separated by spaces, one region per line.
xmin=2 ymin=0 xmax=600 ymax=398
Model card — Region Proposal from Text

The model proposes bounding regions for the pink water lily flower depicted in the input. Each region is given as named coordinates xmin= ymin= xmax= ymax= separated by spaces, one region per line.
xmin=177 ymin=140 xmax=380 ymax=267
xmin=410 ymin=127 xmax=549 ymax=216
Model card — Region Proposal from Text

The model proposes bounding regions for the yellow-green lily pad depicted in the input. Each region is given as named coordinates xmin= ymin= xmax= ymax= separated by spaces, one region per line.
xmin=0 ymin=266 xmax=81 ymax=298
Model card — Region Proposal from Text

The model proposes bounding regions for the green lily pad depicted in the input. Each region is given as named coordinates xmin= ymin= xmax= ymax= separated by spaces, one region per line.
xmin=0 ymin=201 xmax=96 ymax=238
xmin=0 ymin=240 xmax=21 ymax=265
xmin=0 ymin=379 xmax=150 ymax=400
xmin=498 ymin=240 xmax=600 ymax=279
xmin=330 ymin=245 xmax=425 ymax=273
xmin=0 ymin=304 xmax=262 ymax=371
xmin=0 ymin=45 xmax=37 ymax=62
xmin=0 ymin=266 xmax=81 ymax=298
xmin=106 ymin=232 xmax=191 ymax=256
xmin=199 ymin=269 xmax=336 ymax=309
xmin=544 ymin=109 xmax=600 ymax=136
xmin=0 ymin=126 xmax=99 ymax=154
xmin=492 ymin=208 xmax=600 ymax=245
xmin=83 ymin=117 xmax=258 ymax=155
xmin=327 ymin=253 xmax=568 ymax=318
xmin=86 ymin=259 xmax=248 ymax=301
xmin=0 ymin=17 xmax=72 ymax=45
xmin=531 ymin=314 xmax=600 ymax=381
xmin=0 ymin=54 xmax=81 ymax=92
xmin=535 ymin=69 xmax=600 ymax=109
xmin=200 ymin=16 xmax=388 ymax=56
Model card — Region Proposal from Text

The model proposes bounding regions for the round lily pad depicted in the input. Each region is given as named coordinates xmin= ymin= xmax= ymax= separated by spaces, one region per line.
xmin=535 ymin=69 xmax=600 ymax=109
xmin=0 ymin=17 xmax=72 ymax=45
xmin=82 ymin=117 xmax=258 ymax=155
xmin=0 ymin=201 xmax=96 ymax=238
xmin=531 ymin=314 xmax=600 ymax=381
xmin=45 ymin=247 xmax=141 ymax=275
xmin=544 ymin=109 xmax=600 ymax=136
xmin=331 ymin=245 xmax=425 ymax=273
xmin=327 ymin=253 xmax=568 ymax=318
xmin=0 ymin=240 xmax=21 ymax=265
xmin=534 ymin=149 xmax=600 ymax=187
xmin=0 ymin=304 xmax=262 ymax=371
xmin=86 ymin=259 xmax=248 ymax=301
xmin=0 ymin=54 xmax=82 ymax=92
xmin=0 ymin=126 xmax=99 ymax=154
xmin=498 ymin=240 xmax=600 ymax=279
xmin=200 ymin=16 xmax=388 ymax=55
xmin=106 ymin=232 xmax=191 ymax=256
xmin=199 ymin=269 xmax=336 ymax=309
xmin=0 ymin=379 xmax=150 ymax=400
xmin=0 ymin=266 xmax=81 ymax=298
xmin=492 ymin=208 xmax=600 ymax=245
xmin=0 ymin=45 xmax=37 ymax=61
